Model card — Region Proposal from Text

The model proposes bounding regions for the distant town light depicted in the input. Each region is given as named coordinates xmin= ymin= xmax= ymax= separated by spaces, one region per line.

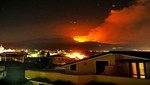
xmin=0 ymin=45 xmax=15 ymax=53
xmin=27 ymin=52 xmax=40 ymax=57
xmin=66 ymin=52 xmax=87 ymax=60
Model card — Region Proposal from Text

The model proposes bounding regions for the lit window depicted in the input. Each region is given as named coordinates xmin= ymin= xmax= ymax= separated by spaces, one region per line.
xmin=139 ymin=63 xmax=145 ymax=79
xmin=131 ymin=62 xmax=138 ymax=78
xmin=131 ymin=62 xmax=146 ymax=79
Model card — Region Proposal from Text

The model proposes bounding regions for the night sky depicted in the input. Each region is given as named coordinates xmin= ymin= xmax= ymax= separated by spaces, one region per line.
xmin=0 ymin=0 xmax=144 ymax=44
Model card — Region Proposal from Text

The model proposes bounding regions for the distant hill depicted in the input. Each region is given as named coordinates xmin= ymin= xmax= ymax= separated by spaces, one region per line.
xmin=1 ymin=38 xmax=112 ymax=50
xmin=2 ymin=38 xmax=148 ymax=50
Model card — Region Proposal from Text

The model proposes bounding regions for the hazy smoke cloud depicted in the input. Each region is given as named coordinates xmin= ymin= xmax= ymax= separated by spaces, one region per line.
xmin=75 ymin=0 xmax=150 ymax=44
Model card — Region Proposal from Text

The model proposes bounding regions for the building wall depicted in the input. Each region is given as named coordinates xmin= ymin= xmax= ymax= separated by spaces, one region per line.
xmin=25 ymin=70 xmax=78 ymax=85
xmin=26 ymin=70 xmax=95 ymax=85
xmin=64 ymin=64 xmax=78 ymax=74
xmin=77 ymin=59 xmax=95 ymax=74
xmin=107 ymin=62 xmax=130 ymax=77
xmin=145 ymin=62 xmax=150 ymax=78
xmin=26 ymin=70 xmax=150 ymax=85
xmin=63 ymin=54 xmax=116 ymax=74
xmin=78 ymin=75 xmax=94 ymax=85
xmin=121 ymin=62 xmax=130 ymax=77
xmin=95 ymin=75 xmax=150 ymax=85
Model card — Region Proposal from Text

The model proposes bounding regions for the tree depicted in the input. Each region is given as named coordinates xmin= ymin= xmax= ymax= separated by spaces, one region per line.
xmin=40 ymin=51 xmax=45 ymax=57
xmin=46 ymin=52 xmax=50 ymax=57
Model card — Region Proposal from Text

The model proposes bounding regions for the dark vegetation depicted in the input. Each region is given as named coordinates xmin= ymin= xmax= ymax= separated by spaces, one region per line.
xmin=85 ymin=81 xmax=116 ymax=85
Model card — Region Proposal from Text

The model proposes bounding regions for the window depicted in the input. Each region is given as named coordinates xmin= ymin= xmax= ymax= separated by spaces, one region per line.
xmin=139 ymin=63 xmax=145 ymax=78
xmin=131 ymin=62 xmax=146 ymax=79
xmin=70 ymin=64 xmax=76 ymax=70
xmin=96 ymin=61 xmax=108 ymax=74
xmin=131 ymin=62 xmax=138 ymax=78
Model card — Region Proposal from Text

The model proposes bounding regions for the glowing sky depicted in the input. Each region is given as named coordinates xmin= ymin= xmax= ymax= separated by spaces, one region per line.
xmin=0 ymin=0 xmax=136 ymax=43
xmin=74 ymin=0 xmax=150 ymax=44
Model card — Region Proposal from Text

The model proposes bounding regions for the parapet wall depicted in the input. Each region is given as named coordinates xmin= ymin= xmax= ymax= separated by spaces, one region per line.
xmin=25 ymin=70 xmax=150 ymax=85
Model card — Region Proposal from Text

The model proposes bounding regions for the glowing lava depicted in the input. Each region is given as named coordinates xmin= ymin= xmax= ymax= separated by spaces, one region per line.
xmin=73 ymin=36 xmax=88 ymax=42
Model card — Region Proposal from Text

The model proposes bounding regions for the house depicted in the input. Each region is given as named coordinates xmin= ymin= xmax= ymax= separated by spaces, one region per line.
xmin=25 ymin=51 xmax=150 ymax=85
xmin=49 ymin=54 xmax=76 ymax=65
xmin=62 ymin=51 xmax=150 ymax=79
xmin=0 ymin=52 xmax=27 ymax=62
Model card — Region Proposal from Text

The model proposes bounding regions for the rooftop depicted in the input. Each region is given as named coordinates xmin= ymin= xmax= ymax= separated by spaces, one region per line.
xmin=63 ymin=51 xmax=150 ymax=66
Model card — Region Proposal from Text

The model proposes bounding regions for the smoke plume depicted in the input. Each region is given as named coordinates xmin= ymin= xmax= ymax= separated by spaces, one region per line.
xmin=74 ymin=0 xmax=150 ymax=44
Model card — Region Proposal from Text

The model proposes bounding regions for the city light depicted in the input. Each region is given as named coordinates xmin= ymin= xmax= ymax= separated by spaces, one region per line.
xmin=27 ymin=53 xmax=40 ymax=57
xmin=0 ymin=45 xmax=15 ymax=53
xmin=66 ymin=52 xmax=87 ymax=60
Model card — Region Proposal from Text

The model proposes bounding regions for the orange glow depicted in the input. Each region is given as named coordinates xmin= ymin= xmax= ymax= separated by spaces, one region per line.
xmin=71 ymin=4 xmax=150 ymax=44
xmin=131 ymin=62 xmax=138 ymax=78
xmin=66 ymin=52 xmax=87 ymax=60
xmin=73 ymin=36 xmax=88 ymax=42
